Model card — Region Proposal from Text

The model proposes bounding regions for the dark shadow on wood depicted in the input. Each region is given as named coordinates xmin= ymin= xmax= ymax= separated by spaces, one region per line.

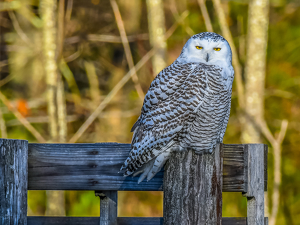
xmin=27 ymin=217 xmax=268 ymax=225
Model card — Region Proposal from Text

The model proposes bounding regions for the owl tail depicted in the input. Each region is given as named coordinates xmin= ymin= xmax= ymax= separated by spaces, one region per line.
xmin=137 ymin=148 xmax=172 ymax=183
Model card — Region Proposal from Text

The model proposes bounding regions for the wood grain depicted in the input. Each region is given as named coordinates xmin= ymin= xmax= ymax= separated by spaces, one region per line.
xmin=95 ymin=191 xmax=117 ymax=225
xmin=163 ymin=145 xmax=222 ymax=225
xmin=223 ymin=144 xmax=246 ymax=192
xmin=27 ymin=217 xmax=268 ymax=225
xmin=243 ymin=144 xmax=265 ymax=225
xmin=28 ymin=143 xmax=267 ymax=192
xmin=0 ymin=139 xmax=28 ymax=225
xmin=28 ymin=143 xmax=164 ymax=191
xmin=264 ymin=144 xmax=268 ymax=191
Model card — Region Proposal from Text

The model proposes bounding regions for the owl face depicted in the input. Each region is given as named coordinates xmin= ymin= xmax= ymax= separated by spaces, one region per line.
xmin=179 ymin=32 xmax=232 ymax=66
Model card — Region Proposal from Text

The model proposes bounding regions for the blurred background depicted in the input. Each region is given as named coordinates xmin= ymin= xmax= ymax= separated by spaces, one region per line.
xmin=0 ymin=0 xmax=299 ymax=224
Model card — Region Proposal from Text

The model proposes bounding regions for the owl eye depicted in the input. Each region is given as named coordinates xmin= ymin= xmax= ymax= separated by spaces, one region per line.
xmin=195 ymin=46 xmax=203 ymax=50
xmin=214 ymin=47 xmax=221 ymax=51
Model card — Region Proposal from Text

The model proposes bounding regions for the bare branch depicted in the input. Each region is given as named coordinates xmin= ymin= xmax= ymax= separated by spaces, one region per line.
xmin=146 ymin=0 xmax=167 ymax=76
xmin=57 ymin=0 xmax=68 ymax=143
xmin=65 ymin=0 xmax=73 ymax=22
xmin=0 ymin=60 xmax=8 ymax=68
xmin=6 ymin=109 xmax=140 ymax=126
xmin=244 ymin=110 xmax=288 ymax=225
xmin=64 ymin=47 xmax=82 ymax=62
xmin=256 ymin=118 xmax=277 ymax=144
xmin=0 ymin=74 xmax=15 ymax=87
xmin=169 ymin=0 xmax=194 ymax=36
xmin=65 ymin=34 xmax=149 ymax=45
xmin=165 ymin=11 xmax=189 ymax=39
xmin=56 ymin=0 xmax=65 ymax=62
xmin=269 ymin=119 xmax=288 ymax=225
xmin=244 ymin=111 xmax=288 ymax=147
xmin=270 ymin=141 xmax=281 ymax=225
xmin=0 ymin=1 xmax=21 ymax=11
xmin=110 ymin=0 xmax=145 ymax=101
xmin=41 ymin=0 xmax=58 ymax=141
xmin=197 ymin=0 xmax=213 ymax=32
xmin=68 ymin=11 xmax=190 ymax=143
xmin=277 ymin=119 xmax=288 ymax=145
xmin=57 ymin=0 xmax=68 ymax=144
xmin=84 ymin=61 xmax=101 ymax=105
xmin=8 ymin=11 xmax=31 ymax=45
xmin=59 ymin=58 xmax=81 ymax=106
xmin=265 ymin=89 xmax=295 ymax=99
xmin=88 ymin=33 xmax=148 ymax=43
xmin=6 ymin=115 xmax=79 ymax=126
xmin=0 ymin=92 xmax=46 ymax=143
xmin=0 ymin=106 xmax=7 ymax=138
xmin=69 ymin=48 xmax=155 ymax=143
xmin=57 ymin=76 xmax=67 ymax=143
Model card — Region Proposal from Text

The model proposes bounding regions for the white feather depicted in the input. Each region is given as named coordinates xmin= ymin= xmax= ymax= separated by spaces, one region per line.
xmin=147 ymin=148 xmax=171 ymax=181
xmin=121 ymin=32 xmax=234 ymax=183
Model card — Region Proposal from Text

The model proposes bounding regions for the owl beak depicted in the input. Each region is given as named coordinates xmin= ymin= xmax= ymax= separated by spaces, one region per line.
xmin=205 ymin=53 xmax=209 ymax=62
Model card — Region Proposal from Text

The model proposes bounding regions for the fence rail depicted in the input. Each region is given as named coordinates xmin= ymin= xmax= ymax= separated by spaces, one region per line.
xmin=27 ymin=216 xmax=269 ymax=225
xmin=0 ymin=139 xmax=268 ymax=225
xmin=28 ymin=143 xmax=267 ymax=192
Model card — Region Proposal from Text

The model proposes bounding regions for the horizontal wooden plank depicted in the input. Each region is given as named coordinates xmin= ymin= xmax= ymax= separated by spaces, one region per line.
xmin=27 ymin=217 xmax=163 ymax=225
xmin=27 ymin=217 xmax=268 ymax=225
xmin=28 ymin=143 xmax=267 ymax=192
xmin=222 ymin=144 xmax=246 ymax=192
xmin=27 ymin=217 xmax=99 ymax=225
xmin=28 ymin=143 xmax=163 ymax=191
xmin=222 ymin=217 xmax=268 ymax=225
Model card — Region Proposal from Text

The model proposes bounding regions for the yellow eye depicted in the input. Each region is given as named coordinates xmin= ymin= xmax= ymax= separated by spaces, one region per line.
xmin=214 ymin=47 xmax=221 ymax=51
xmin=195 ymin=46 xmax=203 ymax=50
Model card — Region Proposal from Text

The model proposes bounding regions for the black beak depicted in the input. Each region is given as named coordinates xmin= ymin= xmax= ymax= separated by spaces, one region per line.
xmin=206 ymin=53 xmax=209 ymax=62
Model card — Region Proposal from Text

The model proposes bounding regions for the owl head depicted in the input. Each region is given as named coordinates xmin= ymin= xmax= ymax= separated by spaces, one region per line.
xmin=178 ymin=32 xmax=232 ymax=66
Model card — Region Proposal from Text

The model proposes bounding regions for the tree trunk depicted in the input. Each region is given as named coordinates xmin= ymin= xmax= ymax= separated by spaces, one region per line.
xmin=241 ymin=0 xmax=270 ymax=222
xmin=163 ymin=145 xmax=223 ymax=225
xmin=57 ymin=76 xmax=67 ymax=143
xmin=40 ymin=0 xmax=66 ymax=216
xmin=241 ymin=0 xmax=270 ymax=221
xmin=146 ymin=0 xmax=167 ymax=76
xmin=0 ymin=106 xmax=7 ymax=138
xmin=41 ymin=0 xmax=58 ymax=142
xmin=242 ymin=0 xmax=269 ymax=143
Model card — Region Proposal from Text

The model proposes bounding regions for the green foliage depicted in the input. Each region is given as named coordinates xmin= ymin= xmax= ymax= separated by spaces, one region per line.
xmin=65 ymin=191 xmax=100 ymax=216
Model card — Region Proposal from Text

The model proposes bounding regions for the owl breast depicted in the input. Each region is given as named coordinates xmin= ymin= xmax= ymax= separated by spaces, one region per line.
xmin=177 ymin=65 xmax=232 ymax=154
xmin=121 ymin=61 xmax=233 ymax=181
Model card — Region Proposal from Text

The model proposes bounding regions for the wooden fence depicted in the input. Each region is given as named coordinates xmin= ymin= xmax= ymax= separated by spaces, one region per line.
xmin=0 ymin=139 xmax=268 ymax=225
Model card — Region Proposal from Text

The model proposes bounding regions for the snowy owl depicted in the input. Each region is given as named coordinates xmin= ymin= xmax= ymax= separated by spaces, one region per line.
xmin=120 ymin=32 xmax=234 ymax=183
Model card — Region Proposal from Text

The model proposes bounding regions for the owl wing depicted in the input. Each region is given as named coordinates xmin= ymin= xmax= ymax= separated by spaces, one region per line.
xmin=122 ymin=61 xmax=209 ymax=175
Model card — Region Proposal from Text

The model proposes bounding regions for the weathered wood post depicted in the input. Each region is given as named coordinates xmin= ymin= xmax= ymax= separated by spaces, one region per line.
xmin=95 ymin=190 xmax=118 ymax=225
xmin=243 ymin=144 xmax=266 ymax=225
xmin=0 ymin=138 xmax=28 ymax=225
xmin=163 ymin=144 xmax=223 ymax=225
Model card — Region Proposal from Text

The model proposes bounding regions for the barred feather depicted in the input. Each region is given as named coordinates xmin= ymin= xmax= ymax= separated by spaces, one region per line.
xmin=120 ymin=32 xmax=234 ymax=182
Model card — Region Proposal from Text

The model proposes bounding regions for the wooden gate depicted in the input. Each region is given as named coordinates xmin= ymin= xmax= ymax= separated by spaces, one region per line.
xmin=0 ymin=139 xmax=268 ymax=225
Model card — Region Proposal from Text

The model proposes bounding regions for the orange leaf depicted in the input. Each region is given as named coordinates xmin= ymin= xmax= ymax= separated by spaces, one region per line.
xmin=17 ymin=99 xmax=30 ymax=117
